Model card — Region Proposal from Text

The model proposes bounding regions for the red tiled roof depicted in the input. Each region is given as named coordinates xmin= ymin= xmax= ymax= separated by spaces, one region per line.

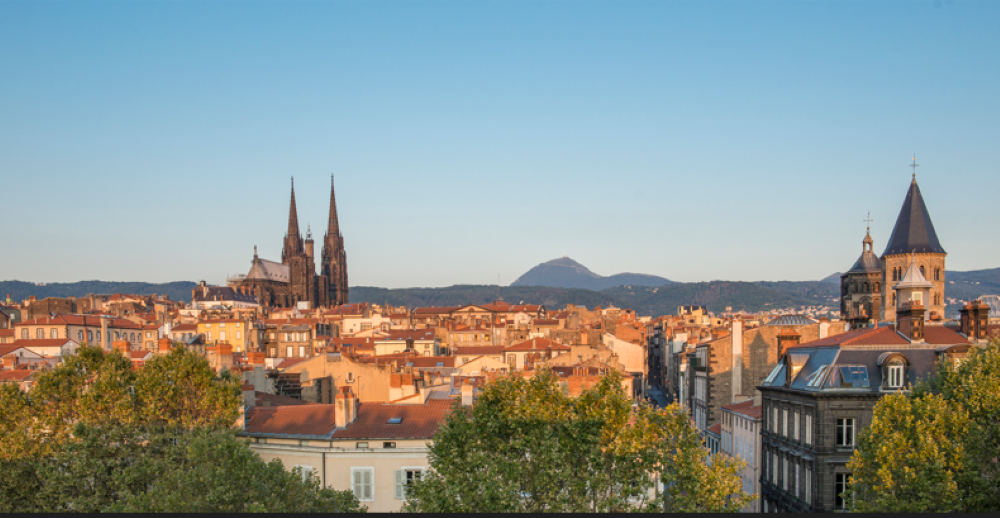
xmin=129 ymin=351 xmax=153 ymax=360
xmin=0 ymin=370 xmax=34 ymax=381
xmin=721 ymin=399 xmax=762 ymax=419
xmin=0 ymin=329 xmax=14 ymax=338
xmin=142 ymin=324 xmax=159 ymax=330
xmin=454 ymin=346 xmax=506 ymax=355
xmin=0 ymin=345 xmax=30 ymax=357
xmin=276 ymin=358 xmax=307 ymax=369
xmin=706 ymin=423 xmax=723 ymax=436
xmin=402 ymin=357 xmax=455 ymax=368
xmin=171 ymin=324 xmax=198 ymax=332
xmin=323 ymin=303 xmax=368 ymax=316
xmin=790 ymin=326 xmax=909 ymax=348
xmin=533 ymin=319 xmax=559 ymax=326
xmin=331 ymin=399 xmax=453 ymax=439
xmin=923 ymin=326 xmax=971 ymax=345
xmin=505 ymin=338 xmax=570 ymax=352
xmin=17 ymin=315 xmax=140 ymax=329
xmin=247 ymin=404 xmax=339 ymax=436
xmin=412 ymin=306 xmax=459 ymax=315
xmin=11 ymin=339 xmax=72 ymax=347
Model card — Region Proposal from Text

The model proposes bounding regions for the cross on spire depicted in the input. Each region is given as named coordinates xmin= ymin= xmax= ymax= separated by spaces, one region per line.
xmin=864 ymin=211 xmax=873 ymax=233
xmin=910 ymin=155 xmax=919 ymax=180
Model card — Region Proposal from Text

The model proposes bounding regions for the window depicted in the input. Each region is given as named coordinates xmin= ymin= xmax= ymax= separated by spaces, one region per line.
xmin=220 ymin=331 xmax=226 ymax=341
xmin=772 ymin=408 xmax=778 ymax=433
xmin=236 ymin=331 xmax=241 ymax=340
xmin=383 ymin=442 xmax=396 ymax=449
xmin=37 ymin=329 xmax=44 ymax=339
xmin=356 ymin=442 xmax=369 ymax=448
xmin=351 ymin=468 xmax=374 ymax=501
xmin=805 ymin=467 xmax=812 ymax=505
xmin=836 ymin=418 xmax=855 ymax=447
xmin=793 ymin=411 xmax=800 ymax=441
xmin=295 ymin=465 xmax=314 ymax=482
xmin=78 ymin=330 xmax=84 ymax=341
xmin=298 ymin=346 xmax=306 ymax=357
xmin=920 ymin=266 xmax=925 ymax=278
xmin=805 ymin=414 xmax=812 ymax=445
xmin=395 ymin=468 xmax=424 ymax=500
xmin=835 ymin=473 xmax=851 ymax=509
xmin=51 ymin=328 xmax=58 ymax=338
xmin=346 ymin=372 xmax=355 ymax=383
xmin=207 ymin=332 xmax=212 ymax=341
xmin=782 ymin=457 xmax=787 ymax=491
xmin=286 ymin=346 xmax=293 ymax=357
xmin=794 ymin=463 xmax=800 ymax=497
xmin=782 ymin=409 xmax=788 ymax=437
xmin=771 ymin=453 xmax=777 ymax=484
xmin=887 ymin=362 xmax=904 ymax=388
xmin=21 ymin=329 xmax=27 ymax=339
xmin=205 ymin=323 xmax=211 ymax=328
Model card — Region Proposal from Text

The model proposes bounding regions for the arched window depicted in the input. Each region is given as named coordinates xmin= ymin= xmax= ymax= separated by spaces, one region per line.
xmin=863 ymin=282 xmax=869 ymax=292
xmin=875 ymin=282 xmax=880 ymax=292
xmin=886 ymin=359 xmax=905 ymax=389
xmin=920 ymin=266 xmax=925 ymax=278
xmin=934 ymin=268 xmax=941 ymax=281
xmin=88 ymin=330 xmax=94 ymax=342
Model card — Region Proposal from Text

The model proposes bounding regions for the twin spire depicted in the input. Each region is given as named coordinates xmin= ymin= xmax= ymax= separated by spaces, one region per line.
xmin=286 ymin=175 xmax=341 ymax=241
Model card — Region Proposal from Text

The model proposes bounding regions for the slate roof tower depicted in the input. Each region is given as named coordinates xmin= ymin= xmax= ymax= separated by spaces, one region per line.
xmin=880 ymin=176 xmax=946 ymax=321
xmin=322 ymin=176 xmax=349 ymax=306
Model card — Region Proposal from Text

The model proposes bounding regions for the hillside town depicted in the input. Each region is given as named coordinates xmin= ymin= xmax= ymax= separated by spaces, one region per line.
xmin=2 ymin=174 xmax=998 ymax=512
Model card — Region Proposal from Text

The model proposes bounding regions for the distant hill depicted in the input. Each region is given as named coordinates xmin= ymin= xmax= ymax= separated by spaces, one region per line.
xmin=0 ymin=280 xmax=196 ymax=304
xmin=511 ymin=257 xmax=672 ymax=291
xmin=821 ymin=273 xmax=842 ymax=283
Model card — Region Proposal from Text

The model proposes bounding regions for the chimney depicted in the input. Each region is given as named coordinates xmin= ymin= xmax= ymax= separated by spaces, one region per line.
xmin=960 ymin=300 xmax=990 ymax=343
xmin=461 ymin=379 xmax=475 ymax=406
xmin=158 ymin=338 xmax=172 ymax=354
xmin=777 ymin=328 xmax=801 ymax=355
xmin=897 ymin=301 xmax=926 ymax=342
xmin=818 ymin=317 xmax=830 ymax=339
xmin=113 ymin=340 xmax=130 ymax=353
xmin=335 ymin=386 xmax=358 ymax=428
xmin=242 ymin=383 xmax=255 ymax=408
xmin=2 ymin=355 xmax=16 ymax=369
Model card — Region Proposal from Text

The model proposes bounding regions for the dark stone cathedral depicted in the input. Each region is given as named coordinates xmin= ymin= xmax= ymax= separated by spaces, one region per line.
xmin=233 ymin=177 xmax=349 ymax=308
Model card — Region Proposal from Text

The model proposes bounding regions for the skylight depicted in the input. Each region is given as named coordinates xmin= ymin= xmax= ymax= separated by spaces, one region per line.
xmin=764 ymin=364 xmax=782 ymax=384
xmin=839 ymin=366 xmax=870 ymax=388
xmin=387 ymin=418 xmax=402 ymax=424
xmin=806 ymin=365 xmax=829 ymax=388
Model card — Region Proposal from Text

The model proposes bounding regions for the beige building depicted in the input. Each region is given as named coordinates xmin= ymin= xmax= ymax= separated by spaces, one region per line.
xmin=244 ymin=387 xmax=452 ymax=513
xmin=15 ymin=315 xmax=141 ymax=349
xmin=374 ymin=330 xmax=440 ymax=357
xmin=721 ymin=399 xmax=762 ymax=512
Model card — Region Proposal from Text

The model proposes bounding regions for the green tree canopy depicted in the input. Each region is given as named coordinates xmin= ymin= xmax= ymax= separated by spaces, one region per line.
xmin=403 ymin=368 xmax=750 ymax=513
xmin=0 ymin=345 xmax=362 ymax=513
xmin=848 ymin=341 xmax=1000 ymax=512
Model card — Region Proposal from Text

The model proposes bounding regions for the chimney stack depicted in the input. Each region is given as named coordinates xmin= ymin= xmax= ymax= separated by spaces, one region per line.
xmin=960 ymin=300 xmax=990 ymax=343
xmin=335 ymin=386 xmax=359 ymax=428
xmin=461 ymin=379 xmax=475 ymax=406
xmin=897 ymin=301 xmax=926 ymax=342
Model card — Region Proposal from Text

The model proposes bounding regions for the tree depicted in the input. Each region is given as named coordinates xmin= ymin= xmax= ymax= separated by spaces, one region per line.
xmin=0 ymin=345 xmax=361 ymax=512
xmin=848 ymin=341 xmax=1000 ymax=512
xmin=403 ymin=368 xmax=750 ymax=513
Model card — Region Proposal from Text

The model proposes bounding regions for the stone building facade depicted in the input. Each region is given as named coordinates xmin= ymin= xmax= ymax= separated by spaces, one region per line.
xmin=840 ymin=230 xmax=882 ymax=325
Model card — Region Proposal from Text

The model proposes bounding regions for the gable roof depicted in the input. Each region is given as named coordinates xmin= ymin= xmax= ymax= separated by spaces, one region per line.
xmin=790 ymin=326 xmax=909 ymax=348
xmin=883 ymin=178 xmax=946 ymax=256
xmin=505 ymin=337 xmax=570 ymax=352
xmin=247 ymin=404 xmax=338 ymax=436
xmin=245 ymin=258 xmax=291 ymax=283
xmin=331 ymin=399 xmax=452 ymax=439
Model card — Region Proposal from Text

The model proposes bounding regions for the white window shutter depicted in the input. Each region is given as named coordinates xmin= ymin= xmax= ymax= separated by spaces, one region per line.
xmin=395 ymin=470 xmax=404 ymax=499
xmin=363 ymin=469 xmax=373 ymax=500
xmin=352 ymin=470 xmax=362 ymax=500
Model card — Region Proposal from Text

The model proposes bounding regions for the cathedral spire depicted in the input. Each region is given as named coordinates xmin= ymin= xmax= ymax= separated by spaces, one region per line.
xmin=288 ymin=177 xmax=301 ymax=239
xmin=327 ymin=174 xmax=340 ymax=237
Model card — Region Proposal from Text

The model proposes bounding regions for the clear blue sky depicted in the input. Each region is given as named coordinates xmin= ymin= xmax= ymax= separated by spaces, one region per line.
xmin=2 ymin=0 xmax=998 ymax=288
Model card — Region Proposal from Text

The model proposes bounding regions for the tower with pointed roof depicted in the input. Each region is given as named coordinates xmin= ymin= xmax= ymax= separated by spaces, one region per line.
xmin=279 ymin=178 xmax=323 ymax=307
xmin=880 ymin=174 xmax=946 ymax=322
xmin=322 ymin=176 xmax=349 ymax=306
xmin=840 ymin=224 xmax=883 ymax=325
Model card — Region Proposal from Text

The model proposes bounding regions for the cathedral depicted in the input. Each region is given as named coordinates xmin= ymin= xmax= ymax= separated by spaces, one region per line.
xmin=841 ymin=173 xmax=946 ymax=323
xmin=233 ymin=177 xmax=349 ymax=308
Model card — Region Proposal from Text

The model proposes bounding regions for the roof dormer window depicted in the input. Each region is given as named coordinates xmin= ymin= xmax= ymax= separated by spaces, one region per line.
xmin=887 ymin=362 xmax=905 ymax=389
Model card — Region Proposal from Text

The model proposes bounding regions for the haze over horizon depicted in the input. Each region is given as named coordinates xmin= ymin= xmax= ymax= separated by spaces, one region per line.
xmin=3 ymin=1 xmax=999 ymax=289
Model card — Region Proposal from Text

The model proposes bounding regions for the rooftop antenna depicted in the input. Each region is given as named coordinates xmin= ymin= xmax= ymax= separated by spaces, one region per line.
xmin=909 ymin=155 xmax=919 ymax=180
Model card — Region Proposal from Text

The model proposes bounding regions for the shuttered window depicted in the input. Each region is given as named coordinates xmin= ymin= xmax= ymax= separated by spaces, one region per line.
xmin=352 ymin=468 xmax=374 ymax=501
xmin=396 ymin=468 xmax=423 ymax=500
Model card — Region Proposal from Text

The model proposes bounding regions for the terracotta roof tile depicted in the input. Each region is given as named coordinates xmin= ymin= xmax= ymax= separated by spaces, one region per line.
xmin=10 ymin=339 xmax=73 ymax=347
xmin=331 ymin=399 xmax=453 ymax=439
xmin=706 ymin=423 xmax=723 ymax=435
xmin=505 ymin=338 xmax=569 ymax=352
xmin=0 ymin=329 xmax=15 ymax=338
xmin=0 ymin=370 xmax=34 ymax=381
xmin=247 ymin=404 xmax=339 ymax=436
xmin=923 ymin=326 xmax=971 ymax=345
xmin=0 ymin=345 xmax=30 ymax=357
xmin=454 ymin=346 xmax=506 ymax=355
xmin=789 ymin=326 xmax=909 ymax=348
xmin=381 ymin=330 xmax=437 ymax=341
xmin=276 ymin=358 xmax=307 ymax=369
xmin=171 ymin=324 xmax=198 ymax=332
xmin=721 ymin=400 xmax=762 ymax=419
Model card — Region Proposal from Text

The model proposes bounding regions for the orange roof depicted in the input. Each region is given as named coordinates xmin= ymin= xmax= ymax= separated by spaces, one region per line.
xmin=721 ymin=399 xmax=762 ymax=419
xmin=923 ymin=326 xmax=971 ymax=345
xmin=533 ymin=319 xmax=559 ymax=326
xmin=382 ymin=329 xmax=437 ymax=342
xmin=171 ymin=324 xmax=198 ymax=332
xmin=505 ymin=338 xmax=570 ymax=352
xmin=0 ymin=329 xmax=14 ymax=338
xmin=331 ymin=399 xmax=452 ymax=439
xmin=17 ymin=315 xmax=140 ymax=329
xmin=10 ymin=339 xmax=72 ymax=347
xmin=247 ymin=404 xmax=339 ymax=436
xmin=0 ymin=345 xmax=31 ymax=357
xmin=275 ymin=358 xmax=307 ymax=369
xmin=0 ymin=370 xmax=34 ymax=381
xmin=789 ymin=326 xmax=909 ymax=348
xmin=707 ymin=423 xmax=723 ymax=436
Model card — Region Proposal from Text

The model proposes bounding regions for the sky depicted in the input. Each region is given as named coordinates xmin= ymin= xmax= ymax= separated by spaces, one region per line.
xmin=2 ymin=0 xmax=998 ymax=289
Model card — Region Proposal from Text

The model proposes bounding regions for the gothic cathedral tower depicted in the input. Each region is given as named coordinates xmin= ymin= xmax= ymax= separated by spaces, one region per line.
xmin=322 ymin=176 xmax=349 ymax=306
xmin=880 ymin=176 xmax=946 ymax=322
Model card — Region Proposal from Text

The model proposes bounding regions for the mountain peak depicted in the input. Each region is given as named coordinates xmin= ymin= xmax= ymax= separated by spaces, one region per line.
xmin=512 ymin=257 xmax=670 ymax=290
